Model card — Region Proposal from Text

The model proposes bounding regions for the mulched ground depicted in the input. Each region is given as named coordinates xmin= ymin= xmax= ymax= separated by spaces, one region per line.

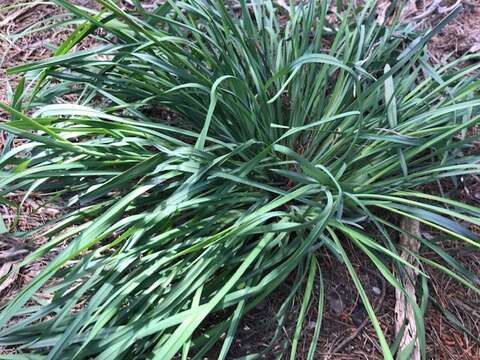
xmin=0 ymin=0 xmax=104 ymax=106
xmin=1 ymin=1 xmax=479 ymax=359
xmin=229 ymin=242 xmax=480 ymax=359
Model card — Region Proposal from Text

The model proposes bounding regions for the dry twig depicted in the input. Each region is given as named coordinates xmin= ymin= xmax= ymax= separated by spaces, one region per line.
xmin=0 ymin=1 xmax=42 ymax=28
xmin=395 ymin=217 xmax=421 ymax=360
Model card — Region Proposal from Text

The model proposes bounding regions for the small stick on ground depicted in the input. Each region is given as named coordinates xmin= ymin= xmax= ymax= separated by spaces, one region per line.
xmin=0 ymin=1 xmax=42 ymax=28
xmin=395 ymin=217 xmax=421 ymax=360
xmin=277 ymin=0 xmax=290 ymax=12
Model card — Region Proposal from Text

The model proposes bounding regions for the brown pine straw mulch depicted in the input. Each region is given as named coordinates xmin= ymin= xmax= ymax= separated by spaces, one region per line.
xmin=229 ymin=243 xmax=480 ymax=359
xmin=0 ymin=0 xmax=102 ymax=307
xmin=1 ymin=1 xmax=480 ymax=359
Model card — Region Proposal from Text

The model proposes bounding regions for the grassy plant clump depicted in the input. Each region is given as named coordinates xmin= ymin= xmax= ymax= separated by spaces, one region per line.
xmin=0 ymin=1 xmax=479 ymax=359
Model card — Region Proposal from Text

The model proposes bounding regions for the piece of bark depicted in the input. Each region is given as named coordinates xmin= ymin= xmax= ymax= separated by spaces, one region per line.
xmin=395 ymin=217 xmax=421 ymax=360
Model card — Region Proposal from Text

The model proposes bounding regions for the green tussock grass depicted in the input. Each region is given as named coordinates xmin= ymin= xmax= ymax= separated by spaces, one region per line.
xmin=0 ymin=1 xmax=479 ymax=359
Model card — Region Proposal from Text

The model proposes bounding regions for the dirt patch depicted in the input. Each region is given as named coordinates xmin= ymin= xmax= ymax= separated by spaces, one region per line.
xmin=429 ymin=1 xmax=480 ymax=62
xmin=228 ymin=241 xmax=480 ymax=359
xmin=377 ymin=0 xmax=480 ymax=62
xmin=0 ymin=193 xmax=63 ymax=309
xmin=0 ymin=0 xmax=102 ymax=105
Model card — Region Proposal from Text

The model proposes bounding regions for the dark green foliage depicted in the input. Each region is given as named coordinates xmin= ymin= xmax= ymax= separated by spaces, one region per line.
xmin=0 ymin=1 xmax=479 ymax=359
